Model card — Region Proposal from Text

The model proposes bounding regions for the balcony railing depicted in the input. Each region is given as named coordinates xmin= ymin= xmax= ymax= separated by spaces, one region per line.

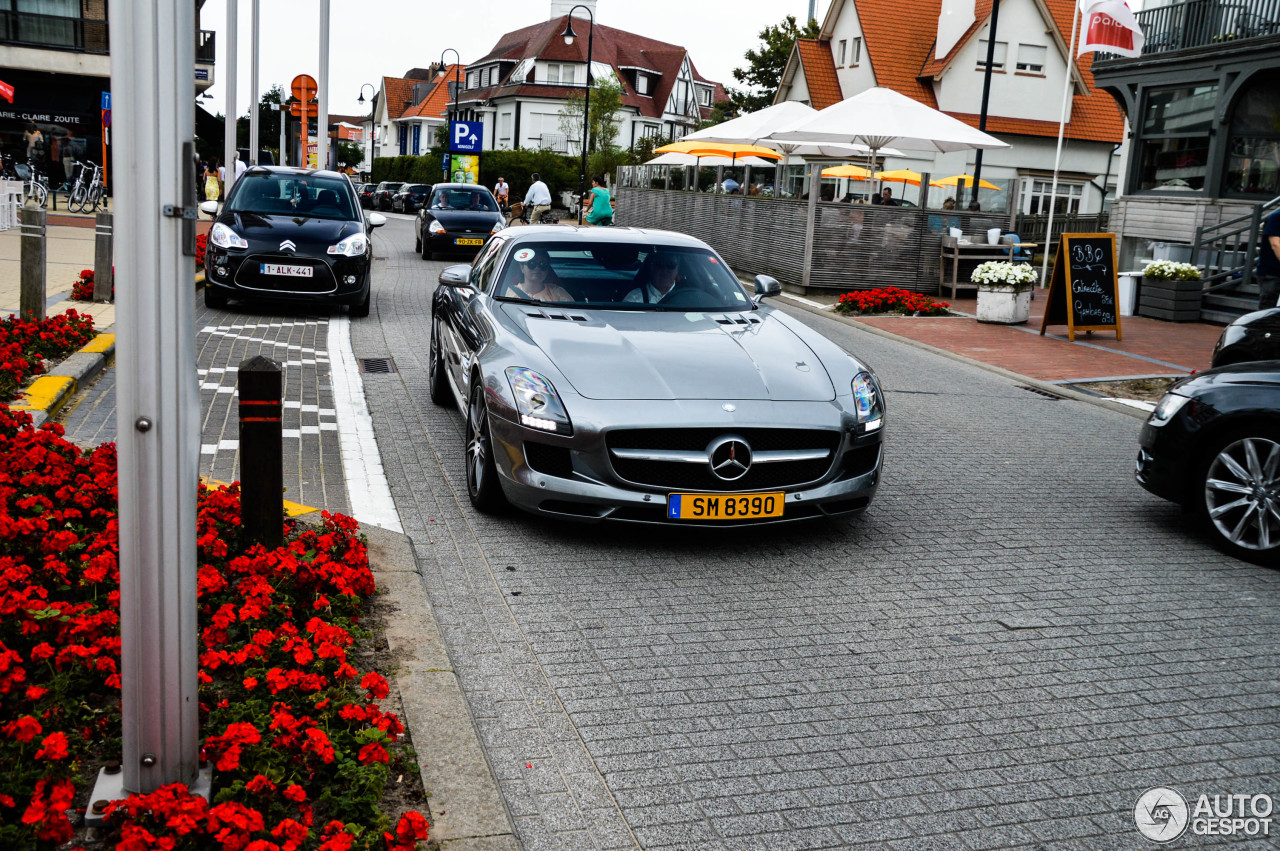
xmin=196 ymin=29 xmax=215 ymax=64
xmin=1134 ymin=0 xmax=1280 ymax=56
xmin=0 ymin=9 xmax=109 ymax=53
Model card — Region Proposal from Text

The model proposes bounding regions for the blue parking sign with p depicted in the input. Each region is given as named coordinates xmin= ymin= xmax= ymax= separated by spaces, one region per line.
xmin=449 ymin=121 xmax=482 ymax=153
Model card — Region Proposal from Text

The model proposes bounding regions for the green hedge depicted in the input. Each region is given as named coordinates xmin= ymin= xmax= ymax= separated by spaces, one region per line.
xmin=370 ymin=149 xmax=584 ymax=206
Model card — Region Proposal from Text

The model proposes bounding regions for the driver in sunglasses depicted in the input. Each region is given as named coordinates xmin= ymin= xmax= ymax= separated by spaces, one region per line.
xmin=507 ymin=249 xmax=574 ymax=302
xmin=623 ymin=253 xmax=683 ymax=304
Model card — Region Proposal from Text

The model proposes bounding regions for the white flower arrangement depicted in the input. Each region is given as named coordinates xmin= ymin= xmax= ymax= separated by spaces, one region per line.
xmin=1142 ymin=260 xmax=1202 ymax=281
xmin=971 ymin=261 xmax=1038 ymax=288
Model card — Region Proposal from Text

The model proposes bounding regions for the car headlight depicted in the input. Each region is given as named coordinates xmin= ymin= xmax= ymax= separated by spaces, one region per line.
xmin=327 ymin=233 xmax=369 ymax=257
xmin=506 ymin=367 xmax=572 ymax=435
xmin=429 ymin=220 xmax=445 ymax=234
xmin=210 ymin=222 xmax=248 ymax=250
xmin=490 ymin=221 xmax=505 ymax=235
xmin=1149 ymin=392 xmax=1191 ymax=427
xmin=851 ymin=371 xmax=883 ymax=431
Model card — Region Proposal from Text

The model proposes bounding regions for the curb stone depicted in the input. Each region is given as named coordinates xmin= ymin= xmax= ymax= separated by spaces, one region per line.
xmin=779 ymin=297 xmax=1151 ymax=421
xmin=12 ymin=331 xmax=116 ymax=427
xmin=354 ymin=521 xmax=519 ymax=850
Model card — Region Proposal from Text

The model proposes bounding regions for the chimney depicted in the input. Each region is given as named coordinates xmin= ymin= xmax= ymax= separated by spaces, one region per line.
xmin=550 ymin=0 xmax=595 ymax=20
xmin=936 ymin=0 xmax=977 ymax=60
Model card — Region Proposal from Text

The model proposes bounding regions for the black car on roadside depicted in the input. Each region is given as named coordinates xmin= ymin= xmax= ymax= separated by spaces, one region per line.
xmin=1136 ymin=361 xmax=1280 ymax=564
xmin=200 ymin=166 xmax=386 ymax=317
xmin=392 ymin=183 xmax=431 ymax=214
xmin=1211 ymin=307 xmax=1280 ymax=367
xmin=372 ymin=181 xmax=404 ymax=211
xmin=414 ymin=183 xmax=504 ymax=260
xmin=357 ymin=183 xmax=377 ymax=209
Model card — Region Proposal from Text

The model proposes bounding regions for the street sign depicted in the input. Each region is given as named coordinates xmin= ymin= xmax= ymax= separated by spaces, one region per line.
xmin=449 ymin=120 xmax=482 ymax=153
xmin=101 ymin=91 xmax=111 ymax=110
xmin=441 ymin=151 xmax=450 ymax=173
xmin=290 ymin=74 xmax=317 ymax=101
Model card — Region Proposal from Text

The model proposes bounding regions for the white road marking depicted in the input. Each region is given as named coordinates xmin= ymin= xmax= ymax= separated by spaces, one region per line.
xmin=780 ymin=293 xmax=837 ymax=310
xmin=328 ymin=316 xmax=403 ymax=532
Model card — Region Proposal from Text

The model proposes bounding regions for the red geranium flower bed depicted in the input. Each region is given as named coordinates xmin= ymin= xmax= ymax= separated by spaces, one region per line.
xmin=0 ymin=405 xmax=428 ymax=850
xmin=0 ymin=310 xmax=96 ymax=402
xmin=835 ymin=287 xmax=950 ymax=316
xmin=71 ymin=269 xmax=97 ymax=302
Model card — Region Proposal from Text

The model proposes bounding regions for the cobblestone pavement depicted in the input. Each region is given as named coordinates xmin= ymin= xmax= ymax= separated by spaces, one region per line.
xmin=59 ymin=302 xmax=351 ymax=515
xmin=357 ymin=218 xmax=1279 ymax=850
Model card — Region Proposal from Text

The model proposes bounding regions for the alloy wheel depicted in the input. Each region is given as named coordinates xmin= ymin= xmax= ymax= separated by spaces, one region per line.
xmin=467 ymin=386 xmax=488 ymax=496
xmin=1204 ymin=435 xmax=1280 ymax=552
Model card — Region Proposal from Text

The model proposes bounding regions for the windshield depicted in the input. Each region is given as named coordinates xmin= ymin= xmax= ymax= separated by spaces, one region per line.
xmin=431 ymin=188 xmax=498 ymax=212
xmin=408 ymin=185 xmax=430 ymax=195
xmin=493 ymin=242 xmax=750 ymax=311
xmin=226 ymin=173 xmax=358 ymax=221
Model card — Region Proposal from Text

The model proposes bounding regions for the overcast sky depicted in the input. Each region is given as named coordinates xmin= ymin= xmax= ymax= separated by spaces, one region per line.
xmin=197 ymin=0 xmax=825 ymax=119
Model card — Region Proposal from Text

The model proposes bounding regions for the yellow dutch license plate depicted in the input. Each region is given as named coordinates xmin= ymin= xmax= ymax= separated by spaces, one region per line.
xmin=667 ymin=492 xmax=784 ymax=521
xmin=455 ymin=237 xmax=484 ymax=246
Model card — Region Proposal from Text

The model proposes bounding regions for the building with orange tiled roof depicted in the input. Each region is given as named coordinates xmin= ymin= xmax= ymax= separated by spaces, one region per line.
xmin=368 ymin=66 xmax=468 ymax=167
xmin=774 ymin=0 xmax=1128 ymax=215
xmin=457 ymin=0 xmax=726 ymax=153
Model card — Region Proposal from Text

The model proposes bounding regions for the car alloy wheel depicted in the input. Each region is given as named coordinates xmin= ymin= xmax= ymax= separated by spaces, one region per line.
xmin=466 ymin=379 xmax=506 ymax=512
xmin=1200 ymin=429 xmax=1280 ymax=563
xmin=429 ymin=318 xmax=451 ymax=406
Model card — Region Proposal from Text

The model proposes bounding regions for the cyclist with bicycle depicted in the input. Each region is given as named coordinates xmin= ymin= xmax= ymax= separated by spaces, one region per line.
xmin=523 ymin=173 xmax=552 ymax=225
xmin=584 ymin=175 xmax=613 ymax=227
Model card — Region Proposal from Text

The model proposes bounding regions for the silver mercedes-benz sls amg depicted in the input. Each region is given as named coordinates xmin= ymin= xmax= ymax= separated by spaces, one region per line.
xmin=429 ymin=226 xmax=884 ymax=526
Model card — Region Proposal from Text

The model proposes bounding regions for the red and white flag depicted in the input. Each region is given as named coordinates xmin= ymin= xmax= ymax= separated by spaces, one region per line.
xmin=1078 ymin=0 xmax=1145 ymax=57
xmin=0 ymin=80 xmax=13 ymax=104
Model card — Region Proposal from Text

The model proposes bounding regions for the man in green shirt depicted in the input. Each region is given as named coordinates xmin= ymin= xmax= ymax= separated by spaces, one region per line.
xmin=585 ymin=175 xmax=613 ymax=226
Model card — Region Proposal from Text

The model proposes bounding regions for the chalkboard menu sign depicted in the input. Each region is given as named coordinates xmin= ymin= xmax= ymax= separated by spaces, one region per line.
xmin=1040 ymin=233 xmax=1122 ymax=341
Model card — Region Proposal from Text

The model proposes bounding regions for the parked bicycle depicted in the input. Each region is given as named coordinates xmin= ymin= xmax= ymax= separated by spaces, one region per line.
xmin=1 ymin=154 xmax=49 ymax=208
xmin=67 ymin=161 xmax=106 ymax=213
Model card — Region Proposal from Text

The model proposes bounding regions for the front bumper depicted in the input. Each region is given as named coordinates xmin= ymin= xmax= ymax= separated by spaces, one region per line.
xmin=484 ymin=398 xmax=883 ymax=526
xmin=1135 ymin=417 xmax=1193 ymax=505
xmin=426 ymin=231 xmax=492 ymax=255
xmin=204 ymin=247 xmax=371 ymax=307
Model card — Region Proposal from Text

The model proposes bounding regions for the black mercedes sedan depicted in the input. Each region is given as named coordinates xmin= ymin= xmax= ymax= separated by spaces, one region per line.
xmin=200 ymin=166 xmax=385 ymax=316
xmin=414 ymin=183 xmax=505 ymax=261
xmin=1211 ymin=307 xmax=1280 ymax=367
xmin=1136 ymin=362 xmax=1280 ymax=564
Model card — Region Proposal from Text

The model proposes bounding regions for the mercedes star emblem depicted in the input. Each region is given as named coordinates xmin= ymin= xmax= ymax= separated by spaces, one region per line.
xmin=708 ymin=435 xmax=752 ymax=482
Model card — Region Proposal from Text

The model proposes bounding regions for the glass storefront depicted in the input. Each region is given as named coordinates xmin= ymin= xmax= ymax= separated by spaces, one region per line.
xmin=1135 ymin=84 xmax=1217 ymax=192
xmin=1224 ymin=70 xmax=1280 ymax=198
xmin=0 ymin=68 xmax=109 ymax=189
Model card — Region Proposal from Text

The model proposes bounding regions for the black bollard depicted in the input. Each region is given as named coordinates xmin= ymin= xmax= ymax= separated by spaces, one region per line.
xmin=237 ymin=355 xmax=283 ymax=549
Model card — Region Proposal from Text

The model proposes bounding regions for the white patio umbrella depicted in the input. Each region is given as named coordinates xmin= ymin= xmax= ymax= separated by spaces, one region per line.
xmin=645 ymin=152 xmax=777 ymax=167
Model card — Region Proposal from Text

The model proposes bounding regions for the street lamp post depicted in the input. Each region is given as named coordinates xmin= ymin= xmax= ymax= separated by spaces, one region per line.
xmin=440 ymin=49 xmax=461 ymax=180
xmin=561 ymin=6 xmax=595 ymax=224
xmin=357 ymin=83 xmax=377 ymax=176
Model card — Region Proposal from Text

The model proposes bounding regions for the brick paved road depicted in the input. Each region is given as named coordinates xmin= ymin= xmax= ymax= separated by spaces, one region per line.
xmin=357 ymin=217 xmax=1279 ymax=850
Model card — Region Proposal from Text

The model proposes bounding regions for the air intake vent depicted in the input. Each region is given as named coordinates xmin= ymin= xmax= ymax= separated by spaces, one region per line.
xmin=358 ymin=357 xmax=398 ymax=374
xmin=525 ymin=309 xmax=589 ymax=322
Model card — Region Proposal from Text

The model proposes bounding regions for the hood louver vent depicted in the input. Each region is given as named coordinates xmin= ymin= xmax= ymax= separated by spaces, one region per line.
xmin=525 ymin=309 xmax=589 ymax=322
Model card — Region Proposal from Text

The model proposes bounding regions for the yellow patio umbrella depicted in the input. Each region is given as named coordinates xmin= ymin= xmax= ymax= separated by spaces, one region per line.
xmin=653 ymin=141 xmax=782 ymax=161
xmin=873 ymin=169 xmax=941 ymax=187
xmin=936 ymin=174 xmax=1001 ymax=190
xmin=821 ymin=164 xmax=872 ymax=179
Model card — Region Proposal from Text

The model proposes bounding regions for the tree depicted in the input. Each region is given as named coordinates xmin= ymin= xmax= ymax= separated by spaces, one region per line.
xmin=336 ymin=141 xmax=364 ymax=170
xmin=557 ymin=76 xmax=623 ymax=155
xmin=236 ymin=84 xmax=284 ymax=157
xmin=698 ymin=99 xmax=739 ymax=130
xmin=730 ymin=15 xmax=820 ymax=113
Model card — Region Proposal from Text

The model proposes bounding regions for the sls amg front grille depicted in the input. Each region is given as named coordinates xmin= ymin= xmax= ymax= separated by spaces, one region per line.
xmin=605 ymin=428 xmax=840 ymax=492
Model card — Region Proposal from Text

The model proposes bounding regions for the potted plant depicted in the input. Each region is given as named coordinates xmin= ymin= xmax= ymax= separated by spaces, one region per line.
xmin=1138 ymin=260 xmax=1204 ymax=322
xmin=972 ymin=261 xmax=1037 ymax=324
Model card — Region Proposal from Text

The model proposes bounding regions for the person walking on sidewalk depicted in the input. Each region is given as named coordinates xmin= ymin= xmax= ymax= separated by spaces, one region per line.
xmin=1256 ymin=207 xmax=1280 ymax=310
xmin=524 ymin=173 xmax=552 ymax=224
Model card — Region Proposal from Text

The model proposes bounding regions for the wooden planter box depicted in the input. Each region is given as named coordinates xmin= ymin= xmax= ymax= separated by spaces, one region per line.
xmin=1138 ymin=276 xmax=1203 ymax=322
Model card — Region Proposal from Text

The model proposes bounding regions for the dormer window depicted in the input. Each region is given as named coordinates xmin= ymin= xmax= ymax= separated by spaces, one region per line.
xmin=467 ymin=71 xmax=478 ymax=89
xmin=698 ymin=87 xmax=711 ymax=106
xmin=636 ymin=73 xmax=650 ymax=95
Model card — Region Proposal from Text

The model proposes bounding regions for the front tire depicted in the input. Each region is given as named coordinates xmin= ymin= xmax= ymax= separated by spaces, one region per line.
xmin=350 ymin=286 xmax=371 ymax=318
xmin=68 ymin=184 xmax=86 ymax=212
xmin=428 ymin=318 xmax=451 ymax=406
xmin=465 ymin=379 xmax=507 ymax=513
xmin=204 ymin=286 xmax=228 ymax=309
xmin=1196 ymin=425 xmax=1280 ymax=565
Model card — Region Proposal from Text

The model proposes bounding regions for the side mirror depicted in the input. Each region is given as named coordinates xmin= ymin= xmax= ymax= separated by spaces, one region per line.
xmin=438 ymin=264 xmax=472 ymax=288
xmin=367 ymin=212 xmax=387 ymax=228
xmin=753 ymin=275 xmax=782 ymax=298
xmin=199 ymin=200 xmax=219 ymax=216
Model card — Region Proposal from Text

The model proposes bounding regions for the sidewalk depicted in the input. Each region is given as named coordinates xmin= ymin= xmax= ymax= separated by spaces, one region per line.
xmin=0 ymin=211 xmax=117 ymax=327
xmin=783 ymin=288 xmax=1223 ymax=382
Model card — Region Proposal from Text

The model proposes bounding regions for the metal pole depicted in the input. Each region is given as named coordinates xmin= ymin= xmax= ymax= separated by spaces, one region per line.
xmin=970 ymin=0 xmax=1001 ymax=209
xmin=248 ymin=0 xmax=259 ymax=165
xmin=19 ymin=207 xmax=46 ymax=321
xmin=223 ymin=0 xmax=238 ymax=196
xmin=801 ymin=162 xmax=820 ymax=291
xmin=279 ymin=103 xmax=288 ymax=167
xmin=318 ymin=0 xmax=330 ymax=170
xmin=93 ymin=211 xmax=113 ymax=301
xmin=100 ymin=0 xmax=203 ymax=801
xmin=1040 ymin=2 xmax=1083 ymax=287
